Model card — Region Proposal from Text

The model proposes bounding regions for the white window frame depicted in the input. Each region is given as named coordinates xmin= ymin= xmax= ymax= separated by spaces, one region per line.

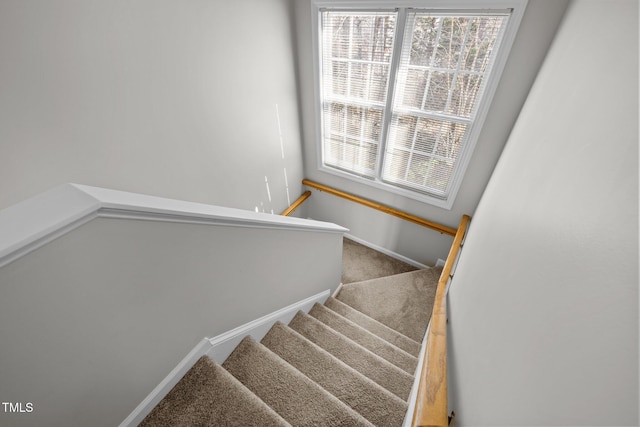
xmin=311 ymin=0 xmax=528 ymax=209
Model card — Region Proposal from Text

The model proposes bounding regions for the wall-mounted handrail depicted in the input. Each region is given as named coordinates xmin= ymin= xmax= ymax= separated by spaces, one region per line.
xmin=302 ymin=179 xmax=457 ymax=236
xmin=412 ymin=214 xmax=470 ymax=427
xmin=281 ymin=191 xmax=312 ymax=216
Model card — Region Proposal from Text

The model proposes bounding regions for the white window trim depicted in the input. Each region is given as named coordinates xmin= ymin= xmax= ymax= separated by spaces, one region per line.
xmin=310 ymin=0 xmax=528 ymax=209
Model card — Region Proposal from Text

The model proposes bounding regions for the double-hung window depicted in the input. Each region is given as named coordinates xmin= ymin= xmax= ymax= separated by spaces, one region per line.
xmin=313 ymin=1 xmax=526 ymax=208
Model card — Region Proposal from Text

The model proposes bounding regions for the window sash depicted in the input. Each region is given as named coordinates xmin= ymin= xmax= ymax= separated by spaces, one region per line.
xmin=382 ymin=11 xmax=509 ymax=197
xmin=320 ymin=10 xmax=399 ymax=177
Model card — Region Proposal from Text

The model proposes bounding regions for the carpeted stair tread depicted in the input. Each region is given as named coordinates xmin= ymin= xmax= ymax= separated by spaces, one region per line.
xmin=309 ymin=303 xmax=418 ymax=374
xmin=324 ymin=296 xmax=421 ymax=357
xmin=223 ymin=336 xmax=374 ymax=427
xmin=261 ymin=322 xmax=408 ymax=427
xmin=288 ymin=311 xmax=414 ymax=401
xmin=342 ymin=238 xmax=418 ymax=284
xmin=139 ymin=355 xmax=292 ymax=427
xmin=337 ymin=268 xmax=442 ymax=342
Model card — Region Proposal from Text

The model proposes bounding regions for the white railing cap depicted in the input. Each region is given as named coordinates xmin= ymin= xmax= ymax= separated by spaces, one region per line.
xmin=0 ymin=184 xmax=347 ymax=268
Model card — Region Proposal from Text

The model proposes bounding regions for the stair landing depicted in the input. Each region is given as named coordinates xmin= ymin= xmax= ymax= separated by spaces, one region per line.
xmin=342 ymin=238 xmax=418 ymax=284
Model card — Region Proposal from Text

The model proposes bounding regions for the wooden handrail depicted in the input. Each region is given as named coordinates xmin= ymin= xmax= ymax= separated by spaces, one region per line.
xmin=281 ymin=191 xmax=312 ymax=216
xmin=291 ymin=179 xmax=468 ymax=424
xmin=412 ymin=214 xmax=470 ymax=427
xmin=302 ymin=179 xmax=457 ymax=236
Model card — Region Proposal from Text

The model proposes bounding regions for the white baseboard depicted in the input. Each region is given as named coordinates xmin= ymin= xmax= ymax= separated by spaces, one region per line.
xmin=344 ymin=233 xmax=429 ymax=269
xmin=402 ymin=321 xmax=431 ymax=427
xmin=119 ymin=289 xmax=330 ymax=427
xmin=332 ymin=283 xmax=343 ymax=298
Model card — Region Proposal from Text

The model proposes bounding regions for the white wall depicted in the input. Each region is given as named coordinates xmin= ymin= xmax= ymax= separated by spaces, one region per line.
xmin=0 ymin=216 xmax=344 ymax=427
xmin=293 ymin=0 xmax=570 ymax=265
xmin=0 ymin=0 xmax=304 ymax=214
xmin=448 ymin=1 xmax=639 ymax=425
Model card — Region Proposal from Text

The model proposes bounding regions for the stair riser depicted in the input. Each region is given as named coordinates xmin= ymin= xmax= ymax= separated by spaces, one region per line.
xmin=120 ymin=290 xmax=330 ymax=427
xmin=289 ymin=312 xmax=415 ymax=401
xmin=324 ymin=296 xmax=421 ymax=356
xmin=262 ymin=323 xmax=408 ymax=427
xmin=223 ymin=337 xmax=374 ymax=427
xmin=309 ymin=303 xmax=418 ymax=374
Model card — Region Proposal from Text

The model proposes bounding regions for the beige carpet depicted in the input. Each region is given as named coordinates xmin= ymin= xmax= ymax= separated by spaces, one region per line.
xmin=288 ymin=311 xmax=415 ymax=401
xmin=140 ymin=356 xmax=291 ymax=427
xmin=309 ymin=303 xmax=418 ymax=374
xmin=324 ymin=296 xmax=421 ymax=357
xmin=342 ymin=238 xmax=418 ymax=284
xmin=261 ymin=322 xmax=408 ymax=427
xmin=336 ymin=267 xmax=442 ymax=342
xmin=222 ymin=336 xmax=373 ymax=427
xmin=141 ymin=242 xmax=442 ymax=426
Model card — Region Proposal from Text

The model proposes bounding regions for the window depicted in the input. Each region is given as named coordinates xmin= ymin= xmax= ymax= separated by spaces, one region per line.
xmin=313 ymin=1 xmax=526 ymax=208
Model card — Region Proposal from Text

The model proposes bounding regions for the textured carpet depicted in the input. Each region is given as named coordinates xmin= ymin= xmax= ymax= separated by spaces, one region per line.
xmin=140 ymin=356 xmax=291 ymax=427
xmin=288 ymin=311 xmax=415 ymax=401
xmin=324 ymin=296 xmax=421 ymax=357
xmin=141 ymin=241 xmax=443 ymax=426
xmin=342 ymin=238 xmax=418 ymax=284
xmin=223 ymin=336 xmax=373 ymax=427
xmin=336 ymin=268 xmax=442 ymax=342
xmin=261 ymin=322 xmax=408 ymax=427
xmin=309 ymin=303 xmax=418 ymax=374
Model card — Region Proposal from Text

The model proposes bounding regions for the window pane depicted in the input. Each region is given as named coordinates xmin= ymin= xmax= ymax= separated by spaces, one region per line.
xmin=425 ymin=158 xmax=454 ymax=192
xmin=384 ymin=114 xmax=467 ymax=194
xmin=324 ymin=136 xmax=378 ymax=177
xmin=424 ymin=71 xmax=453 ymax=113
xmin=345 ymin=105 xmax=362 ymax=138
xmin=322 ymin=11 xmax=396 ymax=104
xmin=414 ymin=119 xmax=440 ymax=154
xmin=362 ymin=107 xmax=384 ymax=141
xmin=462 ymin=16 xmax=505 ymax=73
xmin=393 ymin=115 xmax=417 ymax=149
xmin=331 ymin=61 xmax=348 ymax=96
xmin=384 ymin=149 xmax=410 ymax=182
xmin=349 ymin=15 xmax=396 ymax=62
xmin=409 ymin=16 xmax=438 ymax=66
xmin=328 ymin=15 xmax=351 ymax=59
xmin=402 ymin=69 xmax=428 ymax=109
xmin=407 ymin=153 xmax=432 ymax=186
xmin=410 ymin=16 xmax=472 ymax=70
xmin=329 ymin=102 xmax=344 ymax=134
xmin=323 ymin=103 xmax=380 ymax=177
xmin=384 ymin=11 xmax=506 ymax=196
xmin=434 ymin=121 xmax=466 ymax=159
xmin=321 ymin=11 xmax=396 ymax=177
xmin=383 ymin=152 xmax=455 ymax=193
xmin=435 ymin=17 xmax=469 ymax=69
xmin=369 ymin=64 xmax=391 ymax=103
xmin=327 ymin=137 xmax=344 ymax=162
xmin=448 ymin=73 xmax=481 ymax=117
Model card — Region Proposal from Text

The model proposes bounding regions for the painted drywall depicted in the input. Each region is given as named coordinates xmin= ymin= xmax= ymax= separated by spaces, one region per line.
xmin=293 ymin=0 xmax=570 ymax=264
xmin=0 ymin=0 xmax=304 ymax=214
xmin=307 ymin=188 xmax=456 ymax=266
xmin=0 ymin=217 xmax=344 ymax=426
xmin=447 ymin=0 xmax=639 ymax=425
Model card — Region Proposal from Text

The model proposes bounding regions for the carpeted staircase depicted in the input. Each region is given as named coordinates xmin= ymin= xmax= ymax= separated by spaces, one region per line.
xmin=139 ymin=239 xmax=441 ymax=427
